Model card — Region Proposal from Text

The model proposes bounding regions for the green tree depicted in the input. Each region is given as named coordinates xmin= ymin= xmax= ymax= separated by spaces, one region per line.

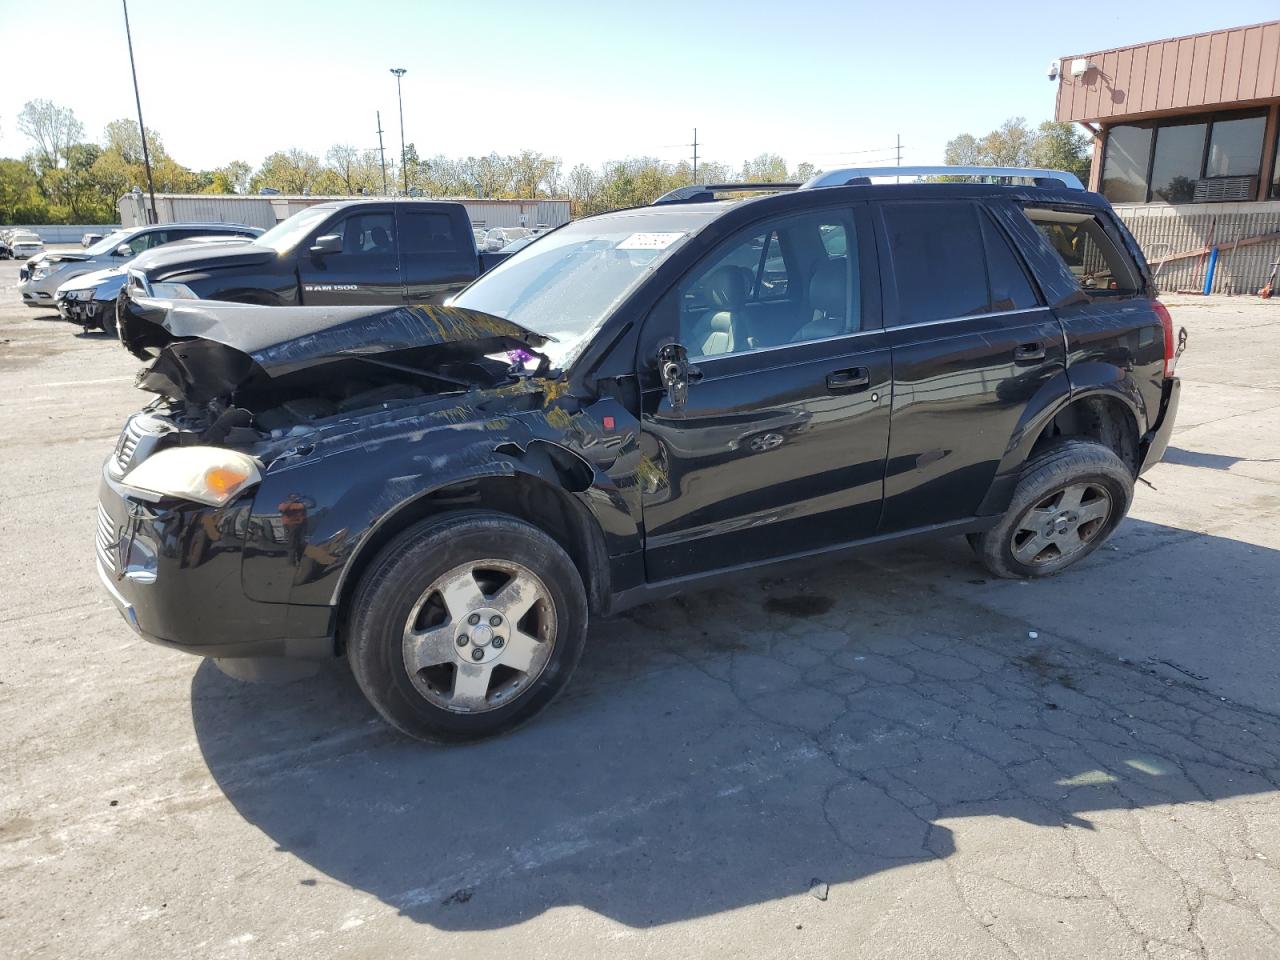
xmin=944 ymin=117 xmax=1091 ymax=183
xmin=250 ymin=149 xmax=322 ymax=193
xmin=103 ymin=118 xmax=165 ymax=165
xmin=17 ymin=99 xmax=84 ymax=171
xmin=1028 ymin=120 xmax=1092 ymax=183
xmin=0 ymin=158 xmax=43 ymax=222
xmin=202 ymin=160 xmax=252 ymax=194
xmin=740 ymin=153 xmax=789 ymax=182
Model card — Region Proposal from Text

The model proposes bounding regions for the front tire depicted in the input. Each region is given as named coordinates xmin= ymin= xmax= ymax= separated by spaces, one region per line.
xmin=973 ymin=439 xmax=1133 ymax=579
xmin=101 ymin=305 xmax=118 ymax=339
xmin=346 ymin=511 xmax=589 ymax=742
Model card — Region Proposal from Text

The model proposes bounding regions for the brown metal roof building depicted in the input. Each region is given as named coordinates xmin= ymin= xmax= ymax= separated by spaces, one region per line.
xmin=1056 ymin=20 xmax=1279 ymax=203
xmin=1055 ymin=21 xmax=1280 ymax=294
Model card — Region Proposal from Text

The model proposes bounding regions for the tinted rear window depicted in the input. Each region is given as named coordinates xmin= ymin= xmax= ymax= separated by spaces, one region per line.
xmin=883 ymin=201 xmax=988 ymax=325
xmin=401 ymin=211 xmax=461 ymax=254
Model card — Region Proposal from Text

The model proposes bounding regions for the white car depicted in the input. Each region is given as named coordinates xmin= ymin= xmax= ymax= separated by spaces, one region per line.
xmin=11 ymin=238 xmax=44 ymax=260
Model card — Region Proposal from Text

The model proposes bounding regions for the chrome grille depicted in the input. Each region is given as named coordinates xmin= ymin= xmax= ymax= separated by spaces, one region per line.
xmin=112 ymin=416 xmax=148 ymax=476
xmin=95 ymin=503 xmax=118 ymax=573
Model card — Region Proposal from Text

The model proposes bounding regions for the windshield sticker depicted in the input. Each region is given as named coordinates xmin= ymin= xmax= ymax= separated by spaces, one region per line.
xmin=616 ymin=232 xmax=685 ymax=250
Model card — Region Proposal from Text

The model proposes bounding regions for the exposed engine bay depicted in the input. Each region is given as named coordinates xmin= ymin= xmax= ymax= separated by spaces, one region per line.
xmin=119 ymin=298 xmax=555 ymax=454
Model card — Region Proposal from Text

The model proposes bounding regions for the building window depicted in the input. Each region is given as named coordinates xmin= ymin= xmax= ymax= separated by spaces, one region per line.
xmin=1101 ymin=109 xmax=1268 ymax=204
xmin=1100 ymin=125 xmax=1151 ymax=203
xmin=1150 ymin=122 xmax=1207 ymax=203
xmin=1272 ymin=125 xmax=1280 ymax=200
xmin=1207 ymin=115 xmax=1266 ymax=177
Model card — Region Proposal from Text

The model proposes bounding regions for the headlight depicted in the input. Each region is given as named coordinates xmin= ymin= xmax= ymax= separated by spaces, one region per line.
xmin=121 ymin=447 xmax=262 ymax=506
xmin=149 ymin=281 xmax=198 ymax=299
xmin=32 ymin=265 xmax=50 ymax=280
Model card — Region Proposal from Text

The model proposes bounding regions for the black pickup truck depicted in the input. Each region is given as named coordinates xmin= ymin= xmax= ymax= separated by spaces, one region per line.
xmin=118 ymin=199 xmax=509 ymax=354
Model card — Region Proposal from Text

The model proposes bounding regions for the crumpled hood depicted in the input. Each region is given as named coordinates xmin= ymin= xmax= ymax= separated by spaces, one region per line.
xmin=132 ymin=300 xmax=552 ymax=403
xmin=131 ymin=240 xmax=274 ymax=279
xmin=57 ymin=265 xmax=126 ymax=297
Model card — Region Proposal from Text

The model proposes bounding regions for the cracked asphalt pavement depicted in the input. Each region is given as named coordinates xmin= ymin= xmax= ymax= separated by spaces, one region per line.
xmin=2 ymin=255 xmax=1278 ymax=959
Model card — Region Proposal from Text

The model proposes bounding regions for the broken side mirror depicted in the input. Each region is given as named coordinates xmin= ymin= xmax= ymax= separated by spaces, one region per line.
xmin=309 ymin=234 xmax=342 ymax=256
xmin=658 ymin=342 xmax=694 ymax=411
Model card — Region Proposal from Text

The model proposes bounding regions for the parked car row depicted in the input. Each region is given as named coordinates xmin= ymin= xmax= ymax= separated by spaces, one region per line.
xmin=16 ymin=221 xmax=262 ymax=318
xmin=1 ymin=228 xmax=44 ymax=260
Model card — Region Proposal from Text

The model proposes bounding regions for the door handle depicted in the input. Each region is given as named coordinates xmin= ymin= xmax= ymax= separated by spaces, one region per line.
xmin=1013 ymin=341 xmax=1046 ymax=363
xmin=826 ymin=367 xmax=871 ymax=392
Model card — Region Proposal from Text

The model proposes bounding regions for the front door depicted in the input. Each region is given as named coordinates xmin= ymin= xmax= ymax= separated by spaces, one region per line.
xmin=298 ymin=207 xmax=402 ymax=306
xmin=875 ymin=199 xmax=1067 ymax=532
xmin=638 ymin=205 xmax=892 ymax=582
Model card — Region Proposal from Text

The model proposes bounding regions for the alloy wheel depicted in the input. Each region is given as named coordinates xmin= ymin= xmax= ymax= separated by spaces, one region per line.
xmin=1010 ymin=481 xmax=1113 ymax=568
xmin=401 ymin=558 xmax=557 ymax=714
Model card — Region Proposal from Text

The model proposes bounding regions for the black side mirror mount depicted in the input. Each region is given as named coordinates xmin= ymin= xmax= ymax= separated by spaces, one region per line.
xmin=309 ymin=234 xmax=342 ymax=256
xmin=658 ymin=342 xmax=691 ymax=410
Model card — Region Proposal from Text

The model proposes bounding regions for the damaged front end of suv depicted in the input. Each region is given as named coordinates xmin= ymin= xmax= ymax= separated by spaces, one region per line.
xmin=98 ymin=296 xmax=638 ymax=673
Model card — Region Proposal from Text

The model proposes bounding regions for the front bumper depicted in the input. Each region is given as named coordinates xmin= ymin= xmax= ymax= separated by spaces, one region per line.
xmin=1139 ymin=377 xmax=1180 ymax=474
xmin=95 ymin=466 xmax=335 ymax=659
xmin=57 ymin=295 xmax=105 ymax=326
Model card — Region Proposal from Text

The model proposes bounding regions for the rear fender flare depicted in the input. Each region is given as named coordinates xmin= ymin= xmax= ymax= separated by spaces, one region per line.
xmin=979 ymin=365 xmax=1145 ymax=516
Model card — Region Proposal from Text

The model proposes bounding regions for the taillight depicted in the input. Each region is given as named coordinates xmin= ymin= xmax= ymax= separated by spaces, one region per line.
xmin=1153 ymin=300 xmax=1176 ymax=378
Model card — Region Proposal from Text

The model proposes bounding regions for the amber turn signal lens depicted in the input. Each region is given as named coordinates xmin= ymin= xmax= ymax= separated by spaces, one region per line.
xmin=204 ymin=466 xmax=251 ymax=497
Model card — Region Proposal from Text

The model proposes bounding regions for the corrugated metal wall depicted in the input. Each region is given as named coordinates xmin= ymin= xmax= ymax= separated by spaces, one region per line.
xmin=117 ymin=194 xmax=573 ymax=231
xmin=1115 ymin=201 xmax=1280 ymax=294
xmin=1056 ymin=20 xmax=1280 ymax=122
xmin=3 ymin=224 xmax=123 ymax=243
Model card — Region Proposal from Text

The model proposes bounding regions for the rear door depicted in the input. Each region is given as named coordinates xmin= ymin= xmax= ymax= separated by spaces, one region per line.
xmin=875 ymin=199 xmax=1066 ymax=532
xmin=397 ymin=204 xmax=479 ymax=304
xmin=297 ymin=206 xmax=401 ymax=306
xmin=638 ymin=204 xmax=893 ymax=581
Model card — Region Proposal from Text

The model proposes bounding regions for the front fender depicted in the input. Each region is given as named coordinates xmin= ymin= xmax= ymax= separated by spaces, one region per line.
xmin=242 ymin=397 xmax=644 ymax=609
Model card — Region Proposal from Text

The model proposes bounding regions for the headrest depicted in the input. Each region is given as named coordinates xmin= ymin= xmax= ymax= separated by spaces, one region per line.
xmin=809 ymin=258 xmax=846 ymax=317
xmin=705 ymin=265 xmax=749 ymax=309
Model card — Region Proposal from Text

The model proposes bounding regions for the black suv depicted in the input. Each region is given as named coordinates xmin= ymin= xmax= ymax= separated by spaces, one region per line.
xmin=96 ymin=168 xmax=1182 ymax=742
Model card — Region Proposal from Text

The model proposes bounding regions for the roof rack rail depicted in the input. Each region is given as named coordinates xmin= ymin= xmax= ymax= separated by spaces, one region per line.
xmin=653 ymin=182 xmax=801 ymax=204
xmin=800 ymin=166 xmax=1085 ymax=190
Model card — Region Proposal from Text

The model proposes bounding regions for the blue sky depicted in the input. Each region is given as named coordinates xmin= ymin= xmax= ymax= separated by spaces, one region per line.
xmin=1 ymin=1 xmax=1276 ymax=174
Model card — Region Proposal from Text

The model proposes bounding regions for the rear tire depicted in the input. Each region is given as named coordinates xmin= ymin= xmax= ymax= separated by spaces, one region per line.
xmin=346 ymin=511 xmax=589 ymax=742
xmin=973 ymin=439 xmax=1133 ymax=579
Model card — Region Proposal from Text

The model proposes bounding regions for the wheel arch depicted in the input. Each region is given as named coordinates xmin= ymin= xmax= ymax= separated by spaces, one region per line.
xmin=330 ymin=456 xmax=612 ymax=646
xmin=980 ymin=369 xmax=1144 ymax=515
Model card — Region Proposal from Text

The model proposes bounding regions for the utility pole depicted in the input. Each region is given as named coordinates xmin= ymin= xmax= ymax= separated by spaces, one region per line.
xmin=376 ymin=110 xmax=388 ymax=195
xmin=692 ymin=128 xmax=699 ymax=181
xmin=390 ymin=68 xmax=407 ymax=195
xmin=121 ymin=0 xmax=157 ymax=224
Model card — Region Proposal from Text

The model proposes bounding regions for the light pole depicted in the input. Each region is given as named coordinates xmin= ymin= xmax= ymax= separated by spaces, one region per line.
xmin=121 ymin=0 xmax=157 ymax=223
xmin=390 ymin=68 xmax=407 ymax=195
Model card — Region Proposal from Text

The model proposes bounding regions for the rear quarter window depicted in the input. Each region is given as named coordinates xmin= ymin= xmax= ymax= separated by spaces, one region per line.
xmin=1022 ymin=207 xmax=1140 ymax=296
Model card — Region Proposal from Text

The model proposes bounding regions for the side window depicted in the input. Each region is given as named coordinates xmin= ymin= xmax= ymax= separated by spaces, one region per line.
xmin=401 ymin=211 xmax=461 ymax=255
xmin=126 ymin=231 xmax=162 ymax=254
xmin=757 ymin=232 xmax=788 ymax=301
xmin=676 ymin=209 xmax=860 ymax=359
xmin=1022 ymin=207 xmax=1139 ymax=296
xmin=883 ymin=201 xmax=988 ymax=325
xmin=980 ymin=214 xmax=1039 ymax=311
xmin=323 ymin=212 xmax=397 ymax=260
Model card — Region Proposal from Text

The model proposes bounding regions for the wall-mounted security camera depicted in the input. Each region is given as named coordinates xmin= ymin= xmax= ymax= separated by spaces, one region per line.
xmin=1070 ymin=58 xmax=1096 ymax=78
xmin=1047 ymin=60 xmax=1060 ymax=81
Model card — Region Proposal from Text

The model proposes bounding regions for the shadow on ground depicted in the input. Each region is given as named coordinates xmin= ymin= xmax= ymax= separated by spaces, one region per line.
xmin=192 ymin=519 xmax=1280 ymax=930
